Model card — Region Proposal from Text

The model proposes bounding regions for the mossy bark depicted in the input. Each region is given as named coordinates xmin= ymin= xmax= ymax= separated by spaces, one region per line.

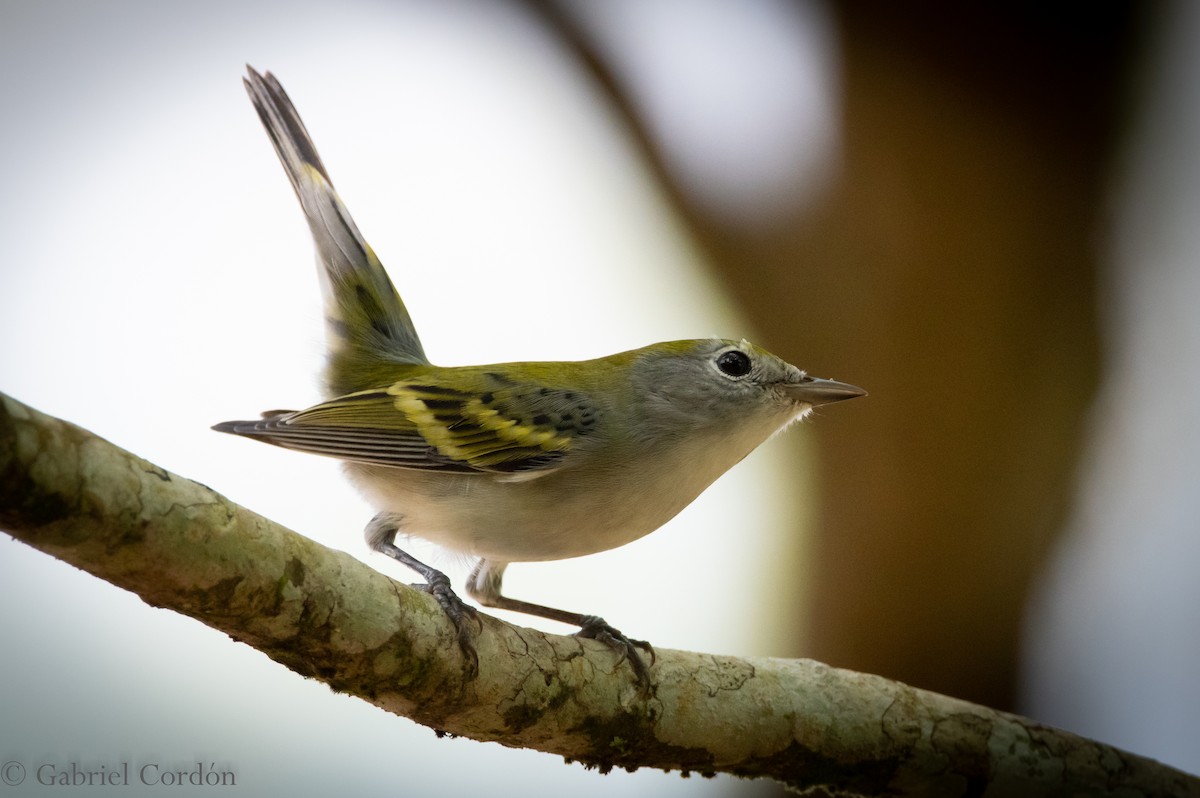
xmin=1 ymin=392 xmax=1194 ymax=796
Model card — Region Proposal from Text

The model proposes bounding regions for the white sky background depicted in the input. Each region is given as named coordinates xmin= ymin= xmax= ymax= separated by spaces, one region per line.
xmin=0 ymin=1 xmax=837 ymax=796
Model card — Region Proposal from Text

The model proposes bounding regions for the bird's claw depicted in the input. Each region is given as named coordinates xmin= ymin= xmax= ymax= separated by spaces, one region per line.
xmin=414 ymin=573 xmax=482 ymax=679
xmin=575 ymin=615 xmax=654 ymax=691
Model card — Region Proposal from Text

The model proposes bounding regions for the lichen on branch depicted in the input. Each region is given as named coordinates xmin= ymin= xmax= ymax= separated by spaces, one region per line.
xmin=0 ymin=391 xmax=1195 ymax=796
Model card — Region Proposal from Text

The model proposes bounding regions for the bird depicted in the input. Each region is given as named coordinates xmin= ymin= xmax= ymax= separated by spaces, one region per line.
xmin=215 ymin=66 xmax=865 ymax=688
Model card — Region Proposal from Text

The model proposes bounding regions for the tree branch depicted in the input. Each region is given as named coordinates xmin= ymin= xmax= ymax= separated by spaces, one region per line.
xmin=0 ymin=390 xmax=1193 ymax=796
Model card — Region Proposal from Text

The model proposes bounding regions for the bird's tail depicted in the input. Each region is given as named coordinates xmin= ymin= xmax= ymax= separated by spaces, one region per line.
xmin=243 ymin=66 xmax=428 ymax=396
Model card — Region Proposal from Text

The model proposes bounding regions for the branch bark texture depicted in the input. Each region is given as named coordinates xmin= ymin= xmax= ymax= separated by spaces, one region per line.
xmin=0 ymin=391 xmax=1194 ymax=796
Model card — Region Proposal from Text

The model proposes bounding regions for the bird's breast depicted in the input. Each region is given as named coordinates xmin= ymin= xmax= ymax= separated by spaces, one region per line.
xmin=344 ymin=426 xmax=760 ymax=563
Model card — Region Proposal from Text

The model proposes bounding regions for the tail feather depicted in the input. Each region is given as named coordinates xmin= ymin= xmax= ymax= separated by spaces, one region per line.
xmin=243 ymin=66 xmax=428 ymax=395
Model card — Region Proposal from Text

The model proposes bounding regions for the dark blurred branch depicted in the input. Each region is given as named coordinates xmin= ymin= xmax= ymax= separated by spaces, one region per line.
xmin=523 ymin=0 xmax=703 ymax=233
xmin=2 ymin=391 xmax=1196 ymax=796
xmin=525 ymin=0 xmax=1140 ymax=714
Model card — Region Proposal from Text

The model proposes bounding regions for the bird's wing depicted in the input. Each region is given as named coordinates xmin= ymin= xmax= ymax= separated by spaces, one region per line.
xmin=213 ymin=380 xmax=599 ymax=478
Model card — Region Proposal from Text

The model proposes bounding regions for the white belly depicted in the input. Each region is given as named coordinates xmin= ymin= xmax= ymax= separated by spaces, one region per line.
xmin=344 ymin=430 xmax=760 ymax=562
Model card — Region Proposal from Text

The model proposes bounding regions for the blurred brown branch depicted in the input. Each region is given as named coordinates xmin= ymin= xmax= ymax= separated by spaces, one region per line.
xmin=2 ymin=391 xmax=1195 ymax=796
xmin=523 ymin=1 xmax=1142 ymax=712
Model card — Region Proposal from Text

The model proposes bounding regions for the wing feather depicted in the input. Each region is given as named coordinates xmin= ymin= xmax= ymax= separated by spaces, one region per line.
xmin=213 ymin=379 xmax=599 ymax=477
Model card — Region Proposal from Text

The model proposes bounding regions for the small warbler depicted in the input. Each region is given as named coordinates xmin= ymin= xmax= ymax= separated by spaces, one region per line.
xmin=216 ymin=67 xmax=864 ymax=686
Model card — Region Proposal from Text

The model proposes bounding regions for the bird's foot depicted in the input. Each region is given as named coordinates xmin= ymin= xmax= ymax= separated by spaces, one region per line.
xmin=575 ymin=615 xmax=655 ymax=692
xmin=413 ymin=569 xmax=482 ymax=679
xmin=370 ymin=526 xmax=482 ymax=680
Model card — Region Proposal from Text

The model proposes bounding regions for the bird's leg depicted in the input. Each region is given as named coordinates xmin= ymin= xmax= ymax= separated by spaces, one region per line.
xmin=365 ymin=513 xmax=480 ymax=678
xmin=466 ymin=559 xmax=654 ymax=690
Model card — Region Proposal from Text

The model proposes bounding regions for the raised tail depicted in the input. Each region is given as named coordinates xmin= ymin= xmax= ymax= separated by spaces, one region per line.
xmin=243 ymin=66 xmax=428 ymax=395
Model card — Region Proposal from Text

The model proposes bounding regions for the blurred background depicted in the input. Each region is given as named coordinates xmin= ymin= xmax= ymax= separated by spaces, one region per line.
xmin=0 ymin=1 xmax=1196 ymax=795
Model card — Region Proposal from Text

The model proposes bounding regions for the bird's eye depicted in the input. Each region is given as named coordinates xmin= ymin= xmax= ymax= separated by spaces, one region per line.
xmin=716 ymin=349 xmax=752 ymax=377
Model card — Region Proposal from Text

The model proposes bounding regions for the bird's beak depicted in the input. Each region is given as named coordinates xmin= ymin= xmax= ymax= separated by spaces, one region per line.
xmin=784 ymin=376 xmax=867 ymax=406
